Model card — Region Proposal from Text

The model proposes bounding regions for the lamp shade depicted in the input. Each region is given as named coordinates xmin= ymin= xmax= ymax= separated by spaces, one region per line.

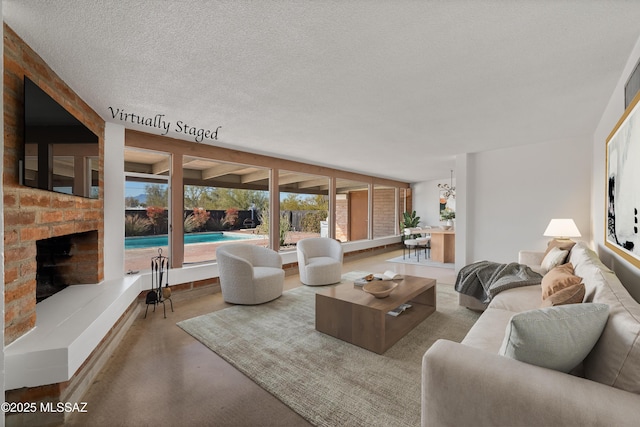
xmin=543 ymin=219 xmax=581 ymax=238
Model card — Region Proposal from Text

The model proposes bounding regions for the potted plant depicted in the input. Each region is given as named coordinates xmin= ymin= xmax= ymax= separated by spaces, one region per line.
xmin=440 ymin=208 xmax=455 ymax=228
xmin=401 ymin=210 xmax=421 ymax=240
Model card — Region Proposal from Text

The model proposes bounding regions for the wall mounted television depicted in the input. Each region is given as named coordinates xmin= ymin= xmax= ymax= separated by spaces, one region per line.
xmin=22 ymin=77 xmax=99 ymax=199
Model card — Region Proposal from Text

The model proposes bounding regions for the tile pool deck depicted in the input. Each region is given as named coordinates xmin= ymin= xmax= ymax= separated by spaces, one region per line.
xmin=124 ymin=230 xmax=320 ymax=272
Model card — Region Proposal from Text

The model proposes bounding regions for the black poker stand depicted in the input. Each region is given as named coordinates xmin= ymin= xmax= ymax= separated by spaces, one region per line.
xmin=144 ymin=248 xmax=174 ymax=318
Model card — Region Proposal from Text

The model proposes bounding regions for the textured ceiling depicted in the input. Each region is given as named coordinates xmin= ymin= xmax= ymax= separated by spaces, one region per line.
xmin=5 ymin=1 xmax=640 ymax=182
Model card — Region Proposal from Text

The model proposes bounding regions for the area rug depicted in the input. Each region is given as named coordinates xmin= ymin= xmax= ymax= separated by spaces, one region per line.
xmin=177 ymin=276 xmax=479 ymax=427
xmin=386 ymin=254 xmax=455 ymax=269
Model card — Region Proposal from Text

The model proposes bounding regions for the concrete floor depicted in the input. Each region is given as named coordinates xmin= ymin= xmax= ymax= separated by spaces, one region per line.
xmin=65 ymin=248 xmax=456 ymax=426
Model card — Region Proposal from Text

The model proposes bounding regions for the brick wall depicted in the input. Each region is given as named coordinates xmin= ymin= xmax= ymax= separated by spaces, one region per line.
xmin=373 ymin=187 xmax=396 ymax=238
xmin=3 ymin=24 xmax=105 ymax=345
xmin=334 ymin=189 xmax=398 ymax=241
xmin=335 ymin=196 xmax=348 ymax=241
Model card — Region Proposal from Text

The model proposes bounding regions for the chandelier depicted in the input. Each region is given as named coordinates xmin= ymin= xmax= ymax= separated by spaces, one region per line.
xmin=438 ymin=170 xmax=456 ymax=199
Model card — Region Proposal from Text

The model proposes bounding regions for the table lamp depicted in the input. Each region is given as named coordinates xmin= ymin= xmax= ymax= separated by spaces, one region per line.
xmin=543 ymin=218 xmax=581 ymax=241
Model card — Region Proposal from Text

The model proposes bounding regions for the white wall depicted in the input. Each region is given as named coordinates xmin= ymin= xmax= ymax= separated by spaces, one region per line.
xmin=414 ymin=137 xmax=592 ymax=268
xmin=104 ymin=123 xmax=125 ymax=280
xmin=413 ymin=33 xmax=640 ymax=301
xmin=466 ymin=138 xmax=592 ymax=263
xmin=593 ymin=34 xmax=640 ymax=300
xmin=412 ymin=177 xmax=456 ymax=227
xmin=455 ymin=154 xmax=469 ymax=267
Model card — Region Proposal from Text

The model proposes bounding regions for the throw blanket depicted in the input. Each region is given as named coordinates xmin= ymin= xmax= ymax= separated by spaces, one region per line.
xmin=455 ymin=261 xmax=543 ymax=304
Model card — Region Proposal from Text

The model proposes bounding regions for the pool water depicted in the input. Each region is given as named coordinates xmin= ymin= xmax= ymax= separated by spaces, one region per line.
xmin=125 ymin=232 xmax=256 ymax=249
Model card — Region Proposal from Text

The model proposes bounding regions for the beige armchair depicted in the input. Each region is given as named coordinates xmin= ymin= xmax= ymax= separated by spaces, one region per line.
xmin=216 ymin=244 xmax=284 ymax=304
xmin=296 ymin=237 xmax=343 ymax=286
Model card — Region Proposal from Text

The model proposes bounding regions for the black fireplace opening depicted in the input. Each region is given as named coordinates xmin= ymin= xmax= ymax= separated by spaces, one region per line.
xmin=36 ymin=235 xmax=72 ymax=303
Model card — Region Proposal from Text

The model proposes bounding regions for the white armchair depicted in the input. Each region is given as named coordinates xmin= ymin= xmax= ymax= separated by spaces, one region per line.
xmin=216 ymin=244 xmax=284 ymax=304
xmin=296 ymin=237 xmax=343 ymax=286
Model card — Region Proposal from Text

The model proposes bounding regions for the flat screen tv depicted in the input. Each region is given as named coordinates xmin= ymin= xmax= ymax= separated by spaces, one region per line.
xmin=22 ymin=77 xmax=99 ymax=199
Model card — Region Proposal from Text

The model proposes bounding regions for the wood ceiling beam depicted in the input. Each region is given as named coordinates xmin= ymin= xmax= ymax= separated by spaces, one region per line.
xmin=126 ymin=129 xmax=410 ymax=189
xmin=277 ymin=173 xmax=318 ymax=186
xmin=336 ymin=184 xmax=367 ymax=193
xmin=297 ymin=178 xmax=330 ymax=190
xmin=151 ymin=158 xmax=171 ymax=175
xmin=201 ymin=163 xmax=245 ymax=180
xmin=124 ymin=161 xmax=152 ymax=174
xmin=241 ymin=170 xmax=270 ymax=183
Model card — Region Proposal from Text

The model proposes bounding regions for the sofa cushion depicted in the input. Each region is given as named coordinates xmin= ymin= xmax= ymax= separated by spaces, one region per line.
xmin=499 ymin=303 xmax=609 ymax=373
xmin=543 ymin=239 xmax=576 ymax=259
xmin=518 ymin=250 xmax=546 ymax=275
xmin=461 ymin=308 xmax=517 ymax=353
xmin=541 ymin=263 xmax=582 ymax=299
xmin=540 ymin=283 xmax=585 ymax=307
xmin=489 ymin=285 xmax=542 ymax=313
xmin=569 ymin=241 xmax=613 ymax=300
xmin=541 ymin=247 xmax=569 ymax=273
xmin=582 ymin=267 xmax=640 ymax=394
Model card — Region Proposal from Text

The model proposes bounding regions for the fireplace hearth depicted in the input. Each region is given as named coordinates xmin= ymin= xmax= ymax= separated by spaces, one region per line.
xmin=36 ymin=277 xmax=69 ymax=303
xmin=35 ymin=230 xmax=99 ymax=303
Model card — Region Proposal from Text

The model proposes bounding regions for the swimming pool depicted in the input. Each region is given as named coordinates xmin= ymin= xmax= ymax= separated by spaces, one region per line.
xmin=125 ymin=232 xmax=259 ymax=249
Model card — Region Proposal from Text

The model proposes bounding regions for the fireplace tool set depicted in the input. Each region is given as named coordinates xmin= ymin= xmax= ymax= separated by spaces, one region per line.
xmin=145 ymin=248 xmax=174 ymax=318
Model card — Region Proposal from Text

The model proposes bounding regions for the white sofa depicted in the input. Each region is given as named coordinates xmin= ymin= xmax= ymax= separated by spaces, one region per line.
xmin=422 ymin=241 xmax=640 ymax=426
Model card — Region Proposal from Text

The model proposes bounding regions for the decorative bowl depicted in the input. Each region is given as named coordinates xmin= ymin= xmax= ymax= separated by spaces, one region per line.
xmin=362 ymin=281 xmax=398 ymax=298
xmin=441 ymin=225 xmax=452 ymax=230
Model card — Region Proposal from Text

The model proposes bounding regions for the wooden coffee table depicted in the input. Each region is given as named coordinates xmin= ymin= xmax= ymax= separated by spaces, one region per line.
xmin=315 ymin=275 xmax=437 ymax=354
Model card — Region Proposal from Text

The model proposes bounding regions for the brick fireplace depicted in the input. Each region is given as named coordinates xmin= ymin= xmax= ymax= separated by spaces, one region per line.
xmin=36 ymin=230 xmax=100 ymax=302
xmin=3 ymin=24 xmax=105 ymax=346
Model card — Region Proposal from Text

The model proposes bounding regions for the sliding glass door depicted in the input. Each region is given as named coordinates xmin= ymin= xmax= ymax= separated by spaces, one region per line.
xmin=124 ymin=148 xmax=171 ymax=273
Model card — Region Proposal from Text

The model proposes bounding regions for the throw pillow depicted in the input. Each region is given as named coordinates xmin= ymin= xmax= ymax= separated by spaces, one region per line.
xmin=499 ymin=303 xmax=609 ymax=373
xmin=540 ymin=283 xmax=585 ymax=307
xmin=543 ymin=239 xmax=576 ymax=259
xmin=541 ymin=247 xmax=569 ymax=273
xmin=541 ymin=263 xmax=582 ymax=299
